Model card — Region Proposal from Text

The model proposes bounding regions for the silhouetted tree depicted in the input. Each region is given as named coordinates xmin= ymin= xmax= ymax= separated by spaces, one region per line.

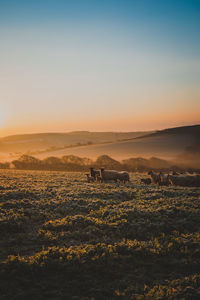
xmin=95 ymin=155 xmax=122 ymax=170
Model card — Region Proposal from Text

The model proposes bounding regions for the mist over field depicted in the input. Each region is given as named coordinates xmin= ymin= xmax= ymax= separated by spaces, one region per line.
xmin=0 ymin=125 xmax=199 ymax=169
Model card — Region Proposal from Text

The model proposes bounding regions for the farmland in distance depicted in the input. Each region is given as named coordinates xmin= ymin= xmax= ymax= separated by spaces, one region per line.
xmin=0 ymin=169 xmax=200 ymax=299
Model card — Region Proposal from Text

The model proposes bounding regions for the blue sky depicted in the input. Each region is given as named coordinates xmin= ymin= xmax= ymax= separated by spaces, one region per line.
xmin=0 ymin=0 xmax=199 ymax=135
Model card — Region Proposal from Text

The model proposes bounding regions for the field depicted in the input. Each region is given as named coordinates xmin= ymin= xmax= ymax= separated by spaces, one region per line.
xmin=0 ymin=170 xmax=200 ymax=299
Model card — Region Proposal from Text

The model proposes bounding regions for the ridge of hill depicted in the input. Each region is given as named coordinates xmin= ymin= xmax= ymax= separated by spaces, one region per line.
xmin=0 ymin=125 xmax=199 ymax=162
xmin=133 ymin=124 xmax=200 ymax=140
xmin=34 ymin=124 xmax=200 ymax=160
xmin=0 ymin=131 xmax=151 ymax=154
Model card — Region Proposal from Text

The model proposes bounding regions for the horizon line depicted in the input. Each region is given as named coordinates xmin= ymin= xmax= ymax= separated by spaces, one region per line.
xmin=0 ymin=123 xmax=199 ymax=139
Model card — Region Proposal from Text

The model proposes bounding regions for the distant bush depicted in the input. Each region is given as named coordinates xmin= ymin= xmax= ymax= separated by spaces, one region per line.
xmin=12 ymin=155 xmax=41 ymax=170
xmin=0 ymin=162 xmax=10 ymax=169
xmin=61 ymin=155 xmax=92 ymax=166
xmin=0 ymin=154 xmax=199 ymax=172
xmin=11 ymin=155 xmax=92 ymax=171
xmin=95 ymin=155 xmax=122 ymax=170
xmin=122 ymin=157 xmax=171 ymax=172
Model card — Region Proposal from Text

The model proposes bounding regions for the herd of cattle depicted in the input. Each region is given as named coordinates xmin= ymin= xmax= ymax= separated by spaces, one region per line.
xmin=147 ymin=170 xmax=200 ymax=187
xmin=86 ymin=168 xmax=130 ymax=183
xmin=86 ymin=168 xmax=200 ymax=187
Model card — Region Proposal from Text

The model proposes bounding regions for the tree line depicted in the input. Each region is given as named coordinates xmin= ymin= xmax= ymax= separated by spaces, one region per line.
xmin=0 ymin=154 xmax=197 ymax=172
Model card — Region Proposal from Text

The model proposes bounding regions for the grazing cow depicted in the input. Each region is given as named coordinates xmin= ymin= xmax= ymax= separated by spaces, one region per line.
xmin=99 ymin=168 xmax=119 ymax=182
xmin=85 ymin=173 xmax=94 ymax=183
xmin=148 ymin=171 xmax=170 ymax=186
xmin=159 ymin=172 xmax=170 ymax=186
xmin=172 ymin=171 xmax=179 ymax=176
xmin=116 ymin=171 xmax=130 ymax=183
xmin=148 ymin=171 xmax=161 ymax=184
xmin=148 ymin=170 xmax=200 ymax=187
xmin=141 ymin=178 xmax=152 ymax=185
xmin=168 ymin=174 xmax=200 ymax=187
xmin=100 ymin=168 xmax=130 ymax=183
xmin=90 ymin=168 xmax=100 ymax=181
xmin=95 ymin=175 xmax=103 ymax=182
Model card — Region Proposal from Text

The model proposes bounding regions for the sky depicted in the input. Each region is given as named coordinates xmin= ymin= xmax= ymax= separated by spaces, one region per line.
xmin=0 ymin=0 xmax=200 ymax=136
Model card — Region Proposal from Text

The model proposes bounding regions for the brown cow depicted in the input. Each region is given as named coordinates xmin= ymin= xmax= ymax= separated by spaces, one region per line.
xmin=148 ymin=171 xmax=160 ymax=184
xmin=85 ymin=173 xmax=94 ymax=183
xmin=141 ymin=178 xmax=152 ymax=185
xmin=90 ymin=168 xmax=100 ymax=181
xmin=168 ymin=174 xmax=200 ymax=187
xmin=100 ymin=168 xmax=129 ymax=183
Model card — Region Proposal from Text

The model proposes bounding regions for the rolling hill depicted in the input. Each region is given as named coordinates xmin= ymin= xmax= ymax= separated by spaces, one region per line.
xmin=34 ymin=124 xmax=200 ymax=161
xmin=0 ymin=125 xmax=199 ymax=162
xmin=0 ymin=131 xmax=150 ymax=161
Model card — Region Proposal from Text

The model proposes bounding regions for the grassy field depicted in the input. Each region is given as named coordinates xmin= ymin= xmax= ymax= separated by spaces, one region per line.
xmin=0 ymin=170 xmax=200 ymax=299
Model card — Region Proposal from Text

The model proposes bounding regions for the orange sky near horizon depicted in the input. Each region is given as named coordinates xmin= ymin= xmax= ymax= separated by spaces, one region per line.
xmin=1 ymin=77 xmax=199 ymax=137
xmin=0 ymin=110 xmax=199 ymax=137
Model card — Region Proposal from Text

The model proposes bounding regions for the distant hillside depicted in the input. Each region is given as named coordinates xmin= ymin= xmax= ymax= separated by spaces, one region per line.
xmin=0 ymin=131 xmax=150 ymax=157
xmin=35 ymin=125 xmax=200 ymax=160
xmin=135 ymin=124 xmax=200 ymax=140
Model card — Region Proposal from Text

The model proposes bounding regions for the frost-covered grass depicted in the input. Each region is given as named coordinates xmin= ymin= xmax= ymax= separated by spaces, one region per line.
xmin=0 ymin=169 xmax=200 ymax=299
